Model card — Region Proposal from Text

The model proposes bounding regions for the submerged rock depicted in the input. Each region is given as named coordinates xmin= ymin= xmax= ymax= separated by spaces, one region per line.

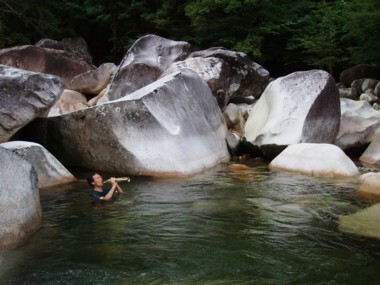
xmin=334 ymin=98 xmax=380 ymax=151
xmin=269 ymin=143 xmax=359 ymax=178
xmin=32 ymin=69 xmax=229 ymax=176
xmin=0 ymin=141 xmax=76 ymax=188
xmin=0 ymin=65 xmax=64 ymax=143
xmin=359 ymin=172 xmax=380 ymax=197
xmin=0 ymin=147 xmax=42 ymax=251
xmin=244 ymin=70 xmax=340 ymax=157
xmin=99 ymin=35 xmax=190 ymax=103
xmin=339 ymin=203 xmax=380 ymax=239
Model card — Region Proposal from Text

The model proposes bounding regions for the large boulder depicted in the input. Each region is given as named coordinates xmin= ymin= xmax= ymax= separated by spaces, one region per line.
xmin=98 ymin=35 xmax=190 ymax=104
xmin=30 ymin=69 xmax=230 ymax=176
xmin=70 ymin=63 xmax=117 ymax=95
xmin=0 ymin=65 xmax=64 ymax=143
xmin=359 ymin=172 xmax=380 ymax=197
xmin=339 ymin=64 xmax=380 ymax=87
xmin=339 ymin=203 xmax=380 ymax=239
xmin=244 ymin=70 xmax=340 ymax=157
xmin=360 ymin=133 xmax=380 ymax=165
xmin=334 ymin=98 xmax=380 ymax=151
xmin=189 ymin=47 xmax=270 ymax=100
xmin=0 ymin=45 xmax=95 ymax=88
xmin=47 ymin=89 xmax=88 ymax=117
xmin=0 ymin=141 xmax=77 ymax=188
xmin=0 ymin=147 xmax=42 ymax=251
xmin=269 ymin=143 xmax=359 ymax=178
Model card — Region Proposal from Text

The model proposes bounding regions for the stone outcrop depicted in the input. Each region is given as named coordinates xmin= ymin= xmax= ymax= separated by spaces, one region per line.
xmin=269 ymin=143 xmax=359 ymax=178
xmin=190 ymin=47 xmax=270 ymax=100
xmin=1 ymin=141 xmax=77 ymax=188
xmin=359 ymin=172 xmax=380 ymax=197
xmin=0 ymin=45 xmax=95 ymax=88
xmin=31 ymin=69 xmax=230 ymax=176
xmin=339 ymin=203 xmax=380 ymax=239
xmin=360 ymin=133 xmax=380 ymax=165
xmin=244 ymin=70 xmax=340 ymax=157
xmin=339 ymin=64 xmax=380 ymax=87
xmin=0 ymin=147 xmax=42 ymax=251
xmin=334 ymin=98 xmax=380 ymax=151
xmin=48 ymin=89 xmax=87 ymax=117
xmin=0 ymin=65 xmax=64 ymax=143
xmin=338 ymin=87 xmax=359 ymax=100
xmin=98 ymin=35 xmax=190 ymax=103
xmin=70 ymin=63 xmax=117 ymax=95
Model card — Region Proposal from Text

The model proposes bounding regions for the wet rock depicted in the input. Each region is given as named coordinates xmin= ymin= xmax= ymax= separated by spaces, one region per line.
xmin=48 ymin=89 xmax=87 ymax=117
xmin=0 ymin=65 xmax=64 ymax=143
xmin=359 ymin=172 xmax=380 ymax=197
xmin=0 ymin=147 xmax=42 ymax=251
xmin=339 ymin=203 xmax=380 ymax=239
xmin=99 ymin=35 xmax=190 ymax=103
xmin=70 ymin=63 xmax=117 ymax=95
xmin=31 ymin=69 xmax=229 ymax=176
xmin=339 ymin=64 xmax=380 ymax=87
xmin=227 ymin=164 xmax=250 ymax=171
xmin=0 ymin=45 xmax=95 ymax=88
xmin=1 ymin=141 xmax=76 ymax=188
xmin=189 ymin=47 xmax=270 ymax=100
xmin=334 ymin=98 xmax=380 ymax=151
xmin=269 ymin=143 xmax=359 ymax=178
xmin=360 ymin=133 xmax=380 ymax=165
xmin=244 ymin=70 xmax=340 ymax=157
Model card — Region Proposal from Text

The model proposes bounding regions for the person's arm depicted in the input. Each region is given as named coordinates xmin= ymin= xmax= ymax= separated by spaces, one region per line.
xmin=100 ymin=178 xmax=117 ymax=201
xmin=116 ymin=183 xmax=124 ymax=193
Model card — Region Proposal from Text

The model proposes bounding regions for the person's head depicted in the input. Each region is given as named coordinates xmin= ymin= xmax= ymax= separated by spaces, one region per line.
xmin=87 ymin=172 xmax=103 ymax=188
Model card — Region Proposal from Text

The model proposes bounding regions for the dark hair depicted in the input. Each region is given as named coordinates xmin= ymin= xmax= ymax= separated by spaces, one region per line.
xmin=87 ymin=172 xmax=98 ymax=187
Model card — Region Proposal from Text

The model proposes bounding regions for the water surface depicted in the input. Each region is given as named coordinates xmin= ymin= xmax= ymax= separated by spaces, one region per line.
xmin=1 ymin=160 xmax=380 ymax=284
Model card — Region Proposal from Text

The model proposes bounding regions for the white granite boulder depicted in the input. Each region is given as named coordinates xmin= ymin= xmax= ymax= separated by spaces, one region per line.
xmin=334 ymin=98 xmax=380 ymax=151
xmin=0 ymin=147 xmax=42 ymax=251
xmin=0 ymin=65 xmax=64 ymax=143
xmin=358 ymin=172 xmax=380 ymax=197
xmin=98 ymin=35 xmax=190 ymax=103
xmin=0 ymin=141 xmax=76 ymax=188
xmin=360 ymin=133 xmax=380 ymax=165
xmin=244 ymin=70 xmax=340 ymax=157
xmin=339 ymin=204 xmax=380 ymax=239
xmin=269 ymin=143 xmax=359 ymax=178
xmin=31 ymin=69 xmax=230 ymax=177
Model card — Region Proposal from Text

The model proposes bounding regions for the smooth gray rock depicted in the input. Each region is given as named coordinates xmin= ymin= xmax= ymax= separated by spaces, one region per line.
xmin=340 ymin=64 xmax=379 ymax=87
xmin=339 ymin=87 xmax=359 ymax=100
xmin=334 ymin=98 xmax=380 ymax=151
xmin=0 ymin=141 xmax=77 ymax=188
xmin=0 ymin=65 xmax=64 ymax=143
xmin=0 ymin=147 xmax=42 ymax=251
xmin=99 ymin=35 xmax=190 ymax=103
xmin=31 ymin=69 xmax=230 ymax=176
xmin=244 ymin=70 xmax=340 ymax=157
xmin=360 ymin=133 xmax=380 ymax=165
xmin=190 ymin=47 xmax=270 ymax=100
xmin=362 ymin=78 xmax=379 ymax=92
xmin=375 ymin=81 xmax=380 ymax=97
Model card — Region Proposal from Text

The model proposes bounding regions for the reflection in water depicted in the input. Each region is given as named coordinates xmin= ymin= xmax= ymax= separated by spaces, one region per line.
xmin=1 ymin=160 xmax=380 ymax=284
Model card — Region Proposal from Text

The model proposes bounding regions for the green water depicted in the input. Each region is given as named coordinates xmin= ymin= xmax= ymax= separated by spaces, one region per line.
xmin=1 ymin=160 xmax=380 ymax=285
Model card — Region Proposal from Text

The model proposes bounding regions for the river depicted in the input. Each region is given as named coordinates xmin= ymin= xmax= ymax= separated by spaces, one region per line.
xmin=1 ymin=160 xmax=380 ymax=284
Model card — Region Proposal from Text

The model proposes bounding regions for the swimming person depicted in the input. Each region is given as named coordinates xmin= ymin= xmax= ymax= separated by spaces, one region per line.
xmin=87 ymin=172 xmax=124 ymax=201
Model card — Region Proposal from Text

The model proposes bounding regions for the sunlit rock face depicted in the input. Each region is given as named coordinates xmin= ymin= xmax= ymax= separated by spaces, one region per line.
xmin=360 ymin=133 xmax=380 ymax=165
xmin=0 ymin=147 xmax=42 ymax=251
xmin=339 ymin=203 xmax=380 ymax=239
xmin=70 ymin=63 xmax=117 ymax=95
xmin=269 ymin=143 xmax=359 ymax=178
xmin=0 ymin=141 xmax=76 ymax=188
xmin=99 ymin=35 xmax=190 ymax=104
xmin=334 ymin=98 xmax=380 ymax=151
xmin=34 ymin=69 xmax=230 ymax=177
xmin=47 ymin=89 xmax=87 ymax=117
xmin=359 ymin=172 xmax=380 ymax=197
xmin=0 ymin=65 xmax=64 ymax=143
xmin=244 ymin=70 xmax=340 ymax=157
xmin=0 ymin=45 xmax=95 ymax=89
xmin=189 ymin=47 xmax=270 ymax=100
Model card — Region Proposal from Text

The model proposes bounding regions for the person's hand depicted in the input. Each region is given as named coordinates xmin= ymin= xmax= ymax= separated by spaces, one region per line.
xmin=110 ymin=177 xmax=117 ymax=186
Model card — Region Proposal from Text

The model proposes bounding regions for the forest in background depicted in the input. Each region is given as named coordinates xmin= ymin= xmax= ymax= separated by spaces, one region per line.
xmin=0 ymin=0 xmax=379 ymax=78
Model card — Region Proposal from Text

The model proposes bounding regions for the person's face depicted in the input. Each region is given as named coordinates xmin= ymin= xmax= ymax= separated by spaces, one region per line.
xmin=92 ymin=173 xmax=103 ymax=187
